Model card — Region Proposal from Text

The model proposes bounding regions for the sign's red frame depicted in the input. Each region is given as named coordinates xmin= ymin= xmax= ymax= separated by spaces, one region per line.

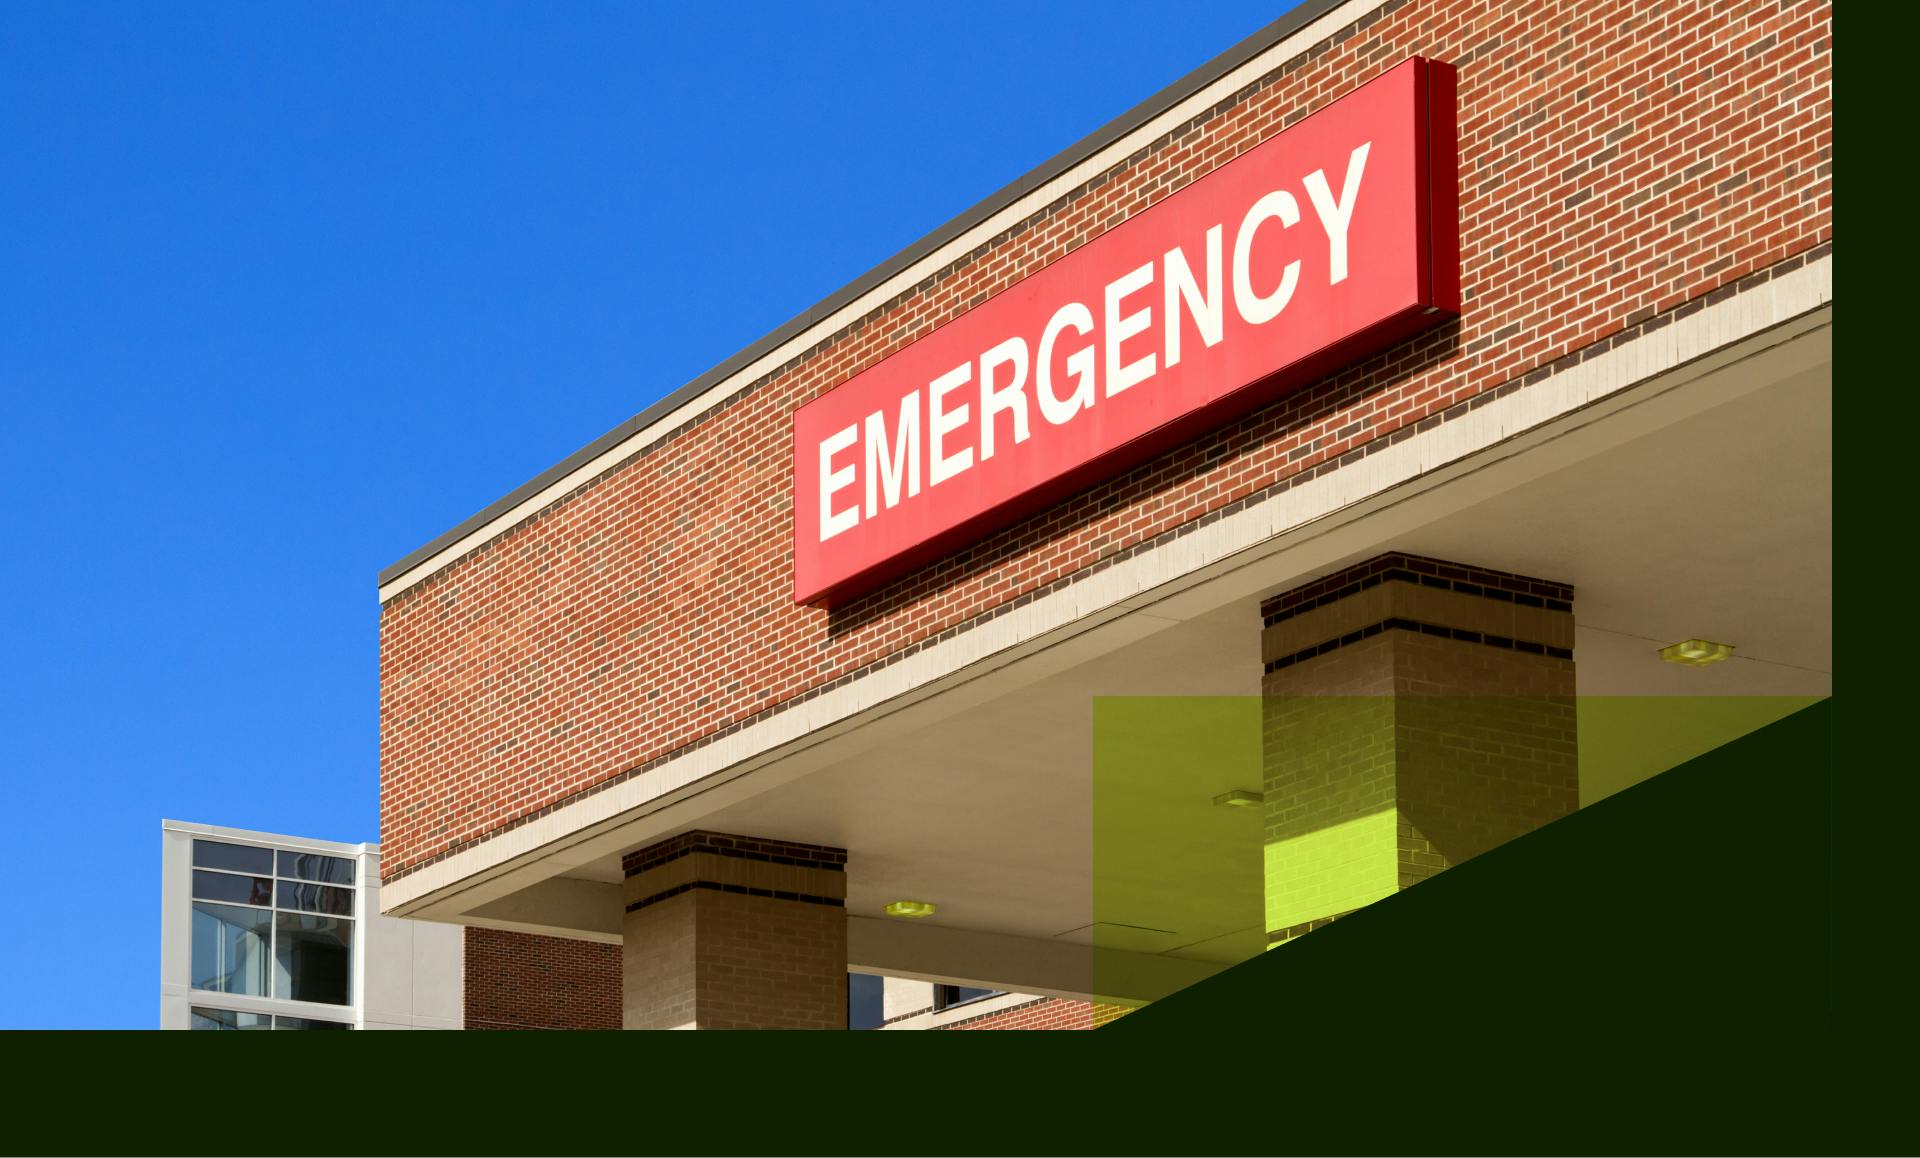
xmin=793 ymin=57 xmax=1458 ymax=607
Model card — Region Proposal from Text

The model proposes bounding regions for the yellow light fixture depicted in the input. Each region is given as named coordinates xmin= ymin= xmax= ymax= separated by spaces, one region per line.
xmin=884 ymin=899 xmax=937 ymax=918
xmin=1658 ymin=638 xmax=1735 ymax=666
xmin=1213 ymin=789 xmax=1263 ymax=808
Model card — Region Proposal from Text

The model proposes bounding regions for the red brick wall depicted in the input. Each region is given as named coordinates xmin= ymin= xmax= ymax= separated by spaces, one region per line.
xmin=463 ymin=927 xmax=622 ymax=1031
xmin=380 ymin=0 xmax=1832 ymax=878
xmin=933 ymin=997 xmax=1135 ymax=1030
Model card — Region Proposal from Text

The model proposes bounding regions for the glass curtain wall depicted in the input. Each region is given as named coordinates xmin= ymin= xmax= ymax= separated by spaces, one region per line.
xmin=188 ymin=839 xmax=356 ymax=1010
xmin=189 ymin=1006 xmax=351 ymax=1030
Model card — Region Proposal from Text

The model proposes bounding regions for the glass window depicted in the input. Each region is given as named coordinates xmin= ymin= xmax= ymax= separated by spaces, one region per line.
xmin=193 ymin=869 xmax=272 ymax=907
xmin=272 ymin=1016 xmax=352 ymax=1031
xmin=193 ymin=839 xmax=272 ymax=875
xmin=191 ymin=902 xmax=272 ymax=996
xmin=275 ymin=880 xmax=353 ymax=917
xmin=933 ymin=984 xmax=1002 ymax=1012
xmin=190 ymin=1006 xmax=271 ymax=1030
xmin=277 ymin=851 xmax=354 ymax=886
xmin=185 ymin=837 xmax=363 ymax=1013
xmin=848 ymin=972 xmax=885 ymax=1030
xmin=273 ymin=913 xmax=352 ymax=1005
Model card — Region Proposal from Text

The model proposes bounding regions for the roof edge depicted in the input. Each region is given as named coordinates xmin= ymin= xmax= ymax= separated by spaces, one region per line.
xmin=162 ymin=818 xmax=379 ymax=857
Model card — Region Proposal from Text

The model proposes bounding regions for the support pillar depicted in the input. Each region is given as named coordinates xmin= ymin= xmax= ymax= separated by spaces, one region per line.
xmin=1260 ymin=553 xmax=1578 ymax=946
xmin=621 ymin=831 xmax=848 ymax=1029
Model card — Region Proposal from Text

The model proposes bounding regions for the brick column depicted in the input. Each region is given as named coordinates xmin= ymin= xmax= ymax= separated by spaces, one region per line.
xmin=1260 ymin=553 xmax=1578 ymax=946
xmin=621 ymin=831 xmax=848 ymax=1029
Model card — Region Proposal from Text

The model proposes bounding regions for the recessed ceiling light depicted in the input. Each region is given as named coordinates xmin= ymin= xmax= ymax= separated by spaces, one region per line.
xmin=1213 ymin=789 xmax=1263 ymax=808
xmin=1658 ymin=638 xmax=1735 ymax=666
xmin=884 ymin=899 xmax=937 ymax=918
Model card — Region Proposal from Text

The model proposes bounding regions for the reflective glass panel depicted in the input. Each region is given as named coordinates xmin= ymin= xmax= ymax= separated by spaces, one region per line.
xmin=273 ymin=1016 xmax=352 ymax=1030
xmin=191 ymin=902 xmax=272 ymax=996
xmin=277 ymin=851 xmax=354 ymax=886
xmin=190 ymin=1006 xmax=270 ymax=1030
xmin=193 ymin=870 xmax=272 ymax=906
xmin=273 ymin=912 xmax=352 ymax=1005
xmin=275 ymin=880 xmax=353 ymax=917
xmin=848 ymin=972 xmax=885 ymax=1030
xmin=192 ymin=839 xmax=272 ymax=875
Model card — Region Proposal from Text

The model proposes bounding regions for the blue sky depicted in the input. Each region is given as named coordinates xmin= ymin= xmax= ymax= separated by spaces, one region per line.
xmin=0 ymin=1 xmax=1299 ymax=1028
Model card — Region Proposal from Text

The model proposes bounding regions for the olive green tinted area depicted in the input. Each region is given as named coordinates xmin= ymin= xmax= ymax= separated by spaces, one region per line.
xmin=1091 ymin=696 xmax=1264 ymax=1004
xmin=1091 ymin=694 xmax=1824 ymax=1009
xmin=1578 ymin=696 xmax=1823 ymax=804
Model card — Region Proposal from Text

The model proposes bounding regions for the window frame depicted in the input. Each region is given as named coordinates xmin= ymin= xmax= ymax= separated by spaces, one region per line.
xmin=931 ymin=983 xmax=1006 ymax=1013
xmin=186 ymin=838 xmax=357 ymax=1007
xmin=189 ymin=1005 xmax=352 ymax=1031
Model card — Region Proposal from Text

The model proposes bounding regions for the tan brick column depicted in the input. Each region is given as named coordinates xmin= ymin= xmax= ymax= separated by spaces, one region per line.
xmin=1261 ymin=554 xmax=1578 ymax=946
xmin=621 ymin=831 xmax=848 ymax=1029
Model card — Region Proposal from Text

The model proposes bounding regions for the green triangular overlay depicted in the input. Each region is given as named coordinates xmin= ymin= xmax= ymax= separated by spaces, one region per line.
xmin=1105 ymin=697 xmax=1832 ymax=1034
